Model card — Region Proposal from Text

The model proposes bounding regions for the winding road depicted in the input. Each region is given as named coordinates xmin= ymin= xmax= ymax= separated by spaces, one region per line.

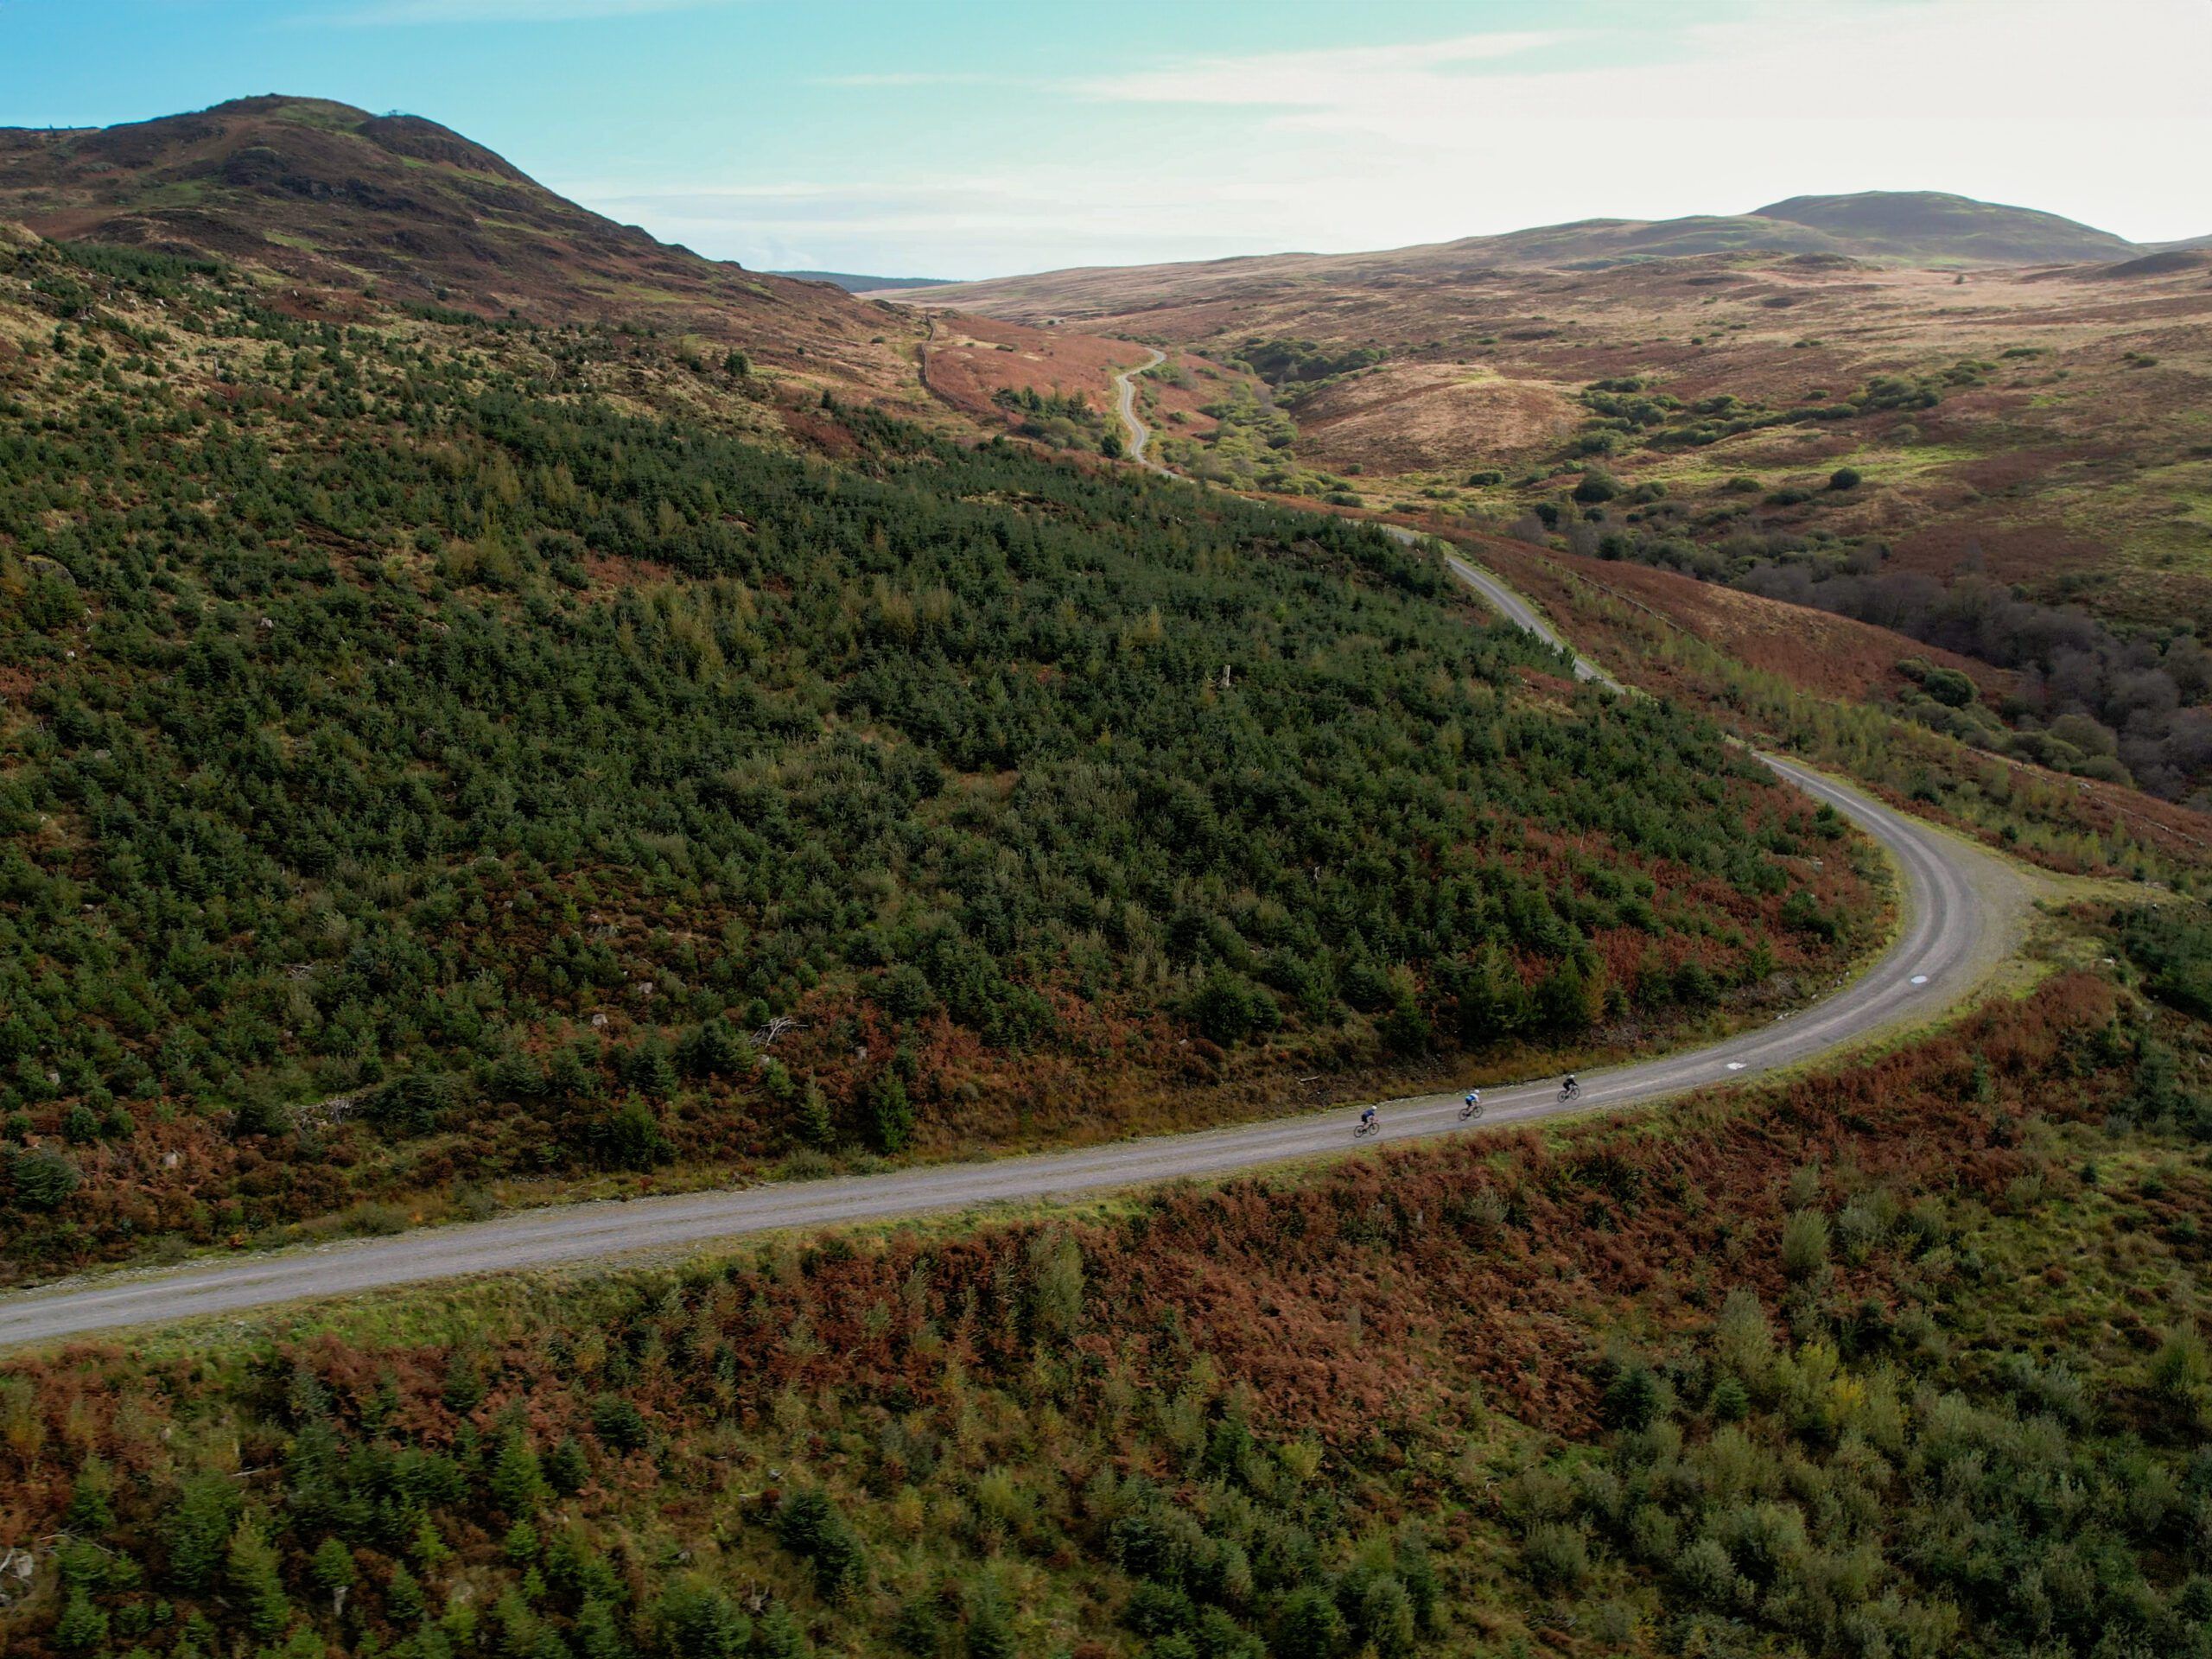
xmin=0 ymin=411 xmax=2025 ymax=1351
xmin=1111 ymin=347 xmax=1171 ymax=473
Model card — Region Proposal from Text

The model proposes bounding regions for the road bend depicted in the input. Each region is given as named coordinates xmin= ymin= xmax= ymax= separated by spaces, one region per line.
xmin=0 ymin=521 xmax=2020 ymax=1347
xmin=1111 ymin=347 xmax=1172 ymax=474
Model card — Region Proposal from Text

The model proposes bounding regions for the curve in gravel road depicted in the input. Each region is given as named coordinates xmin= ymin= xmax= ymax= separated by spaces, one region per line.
xmin=0 ymin=507 xmax=2024 ymax=1350
xmin=1112 ymin=347 xmax=1171 ymax=474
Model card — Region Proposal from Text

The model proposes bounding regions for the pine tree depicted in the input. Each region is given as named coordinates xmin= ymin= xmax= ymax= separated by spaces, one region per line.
xmin=225 ymin=1516 xmax=291 ymax=1638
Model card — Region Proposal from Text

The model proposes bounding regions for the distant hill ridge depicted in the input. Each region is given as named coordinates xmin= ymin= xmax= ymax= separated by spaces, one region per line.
xmin=871 ymin=190 xmax=2176 ymax=309
xmin=774 ymin=270 xmax=955 ymax=292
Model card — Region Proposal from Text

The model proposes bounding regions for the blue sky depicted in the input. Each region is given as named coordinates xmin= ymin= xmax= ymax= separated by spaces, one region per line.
xmin=3 ymin=0 xmax=2205 ymax=277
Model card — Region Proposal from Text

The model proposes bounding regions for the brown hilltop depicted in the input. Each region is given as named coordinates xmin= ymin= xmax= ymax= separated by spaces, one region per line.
xmin=0 ymin=95 xmax=917 ymax=388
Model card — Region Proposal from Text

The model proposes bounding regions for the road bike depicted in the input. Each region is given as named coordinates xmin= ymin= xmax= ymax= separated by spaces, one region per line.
xmin=1459 ymin=1096 xmax=1484 ymax=1122
xmin=1354 ymin=1116 xmax=1381 ymax=1138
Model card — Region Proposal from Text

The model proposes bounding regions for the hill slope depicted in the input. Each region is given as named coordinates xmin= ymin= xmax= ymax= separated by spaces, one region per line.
xmin=1752 ymin=190 xmax=2138 ymax=264
xmin=878 ymin=190 xmax=2145 ymax=315
xmin=0 ymin=223 xmax=1879 ymax=1280
xmin=774 ymin=269 xmax=955 ymax=291
xmin=0 ymin=96 xmax=911 ymax=385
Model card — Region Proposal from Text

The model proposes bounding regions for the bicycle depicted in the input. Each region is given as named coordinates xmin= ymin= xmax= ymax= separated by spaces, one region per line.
xmin=1459 ymin=1095 xmax=1484 ymax=1123
xmin=1354 ymin=1116 xmax=1381 ymax=1138
xmin=1557 ymin=1080 xmax=1580 ymax=1105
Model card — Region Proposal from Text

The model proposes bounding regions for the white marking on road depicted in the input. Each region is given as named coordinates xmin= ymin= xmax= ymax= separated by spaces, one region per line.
xmin=1910 ymin=975 xmax=1929 ymax=985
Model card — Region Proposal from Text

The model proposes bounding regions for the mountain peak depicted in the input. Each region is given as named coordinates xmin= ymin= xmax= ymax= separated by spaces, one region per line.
xmin=0 ymin=96 xmax=907 ymax=374
xmin=1750 ymin=189 xmax=2134 ymax=262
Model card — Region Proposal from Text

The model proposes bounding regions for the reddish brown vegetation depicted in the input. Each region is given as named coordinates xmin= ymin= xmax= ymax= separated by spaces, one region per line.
xmin=0 ymin=973 xmax=2120 ymax=1543
xmin=1447 ymin=531 xmax=2212 ymax=874
xmin=0 ymin=97 xmax=922 ymax=393
xmin=918 ymin=314 xmax=1235 ymax=441
xmin=1476 ymin=534 xmax=2012 ymax=704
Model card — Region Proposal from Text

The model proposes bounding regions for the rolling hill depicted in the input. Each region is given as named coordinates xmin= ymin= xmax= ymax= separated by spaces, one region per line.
xmin=9 ymin=89 xmax=2212 ymax=1659
xmin=0 ymin=139 xmax=1885 ymax=1285
xmin=773 ymin=269 xmax=956 ymax=291
xmin=1750 ymin=190 xmax=2139 ymax=264
xmin=875 ymin=190 xmax=2146 ymax=315
xmin=0 ymin=95 xmax=915 ymax=387
xmin=880 ymin=190 xmax=2212 ymax=655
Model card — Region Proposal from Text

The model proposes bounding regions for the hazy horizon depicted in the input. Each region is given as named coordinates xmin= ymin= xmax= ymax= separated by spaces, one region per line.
xmin=3 ymin=0 xmax=2206 ymax=281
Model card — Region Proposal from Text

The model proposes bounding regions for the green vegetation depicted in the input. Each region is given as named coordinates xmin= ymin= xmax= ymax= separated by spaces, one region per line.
xmin=3 ymin=933 xmax=2209 ymax=1657
xmin=0 ymin=238 xmax=1873 ymax=1274
xmin=1567 ymin=365 xmax=1985 ymax=458
xmin=1535 ymin=475 xmax=2212 ymax=803
xmin=989 ymin=385 xmax=1109 ymax=450
xmin=1154 ymin=382 xmax=1357 ymax=499
xmin=1230 ymin=338 xmax=1389 ymax=391
xmin=1479 ymin=552 xmax=2212 ymax=893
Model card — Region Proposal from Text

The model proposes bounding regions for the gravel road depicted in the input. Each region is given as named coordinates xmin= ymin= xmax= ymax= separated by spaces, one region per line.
xmin=1111 ymin=347 xmax=1170 ymax=472
xmin=0 ymin=489 xmax=2024 ymax=1350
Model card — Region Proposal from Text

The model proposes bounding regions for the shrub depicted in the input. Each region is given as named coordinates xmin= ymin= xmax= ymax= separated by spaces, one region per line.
xmin=1183 ymin=970 xmax=1281 ymax=1047
xmin=656 ymin=1580 xmax=749 ymax=1659
xmin=1522 ymin=1522 xmax=1592 ymax=1592
xmin=1835 ymin=1198 xmax=1891 ymax=1262
xmin=489 ymin=1432 xmax=547 ymax=1515
xmin=309 ymin=1536 xmax=357 ymax=1597
xmin=364 ymin=1071 xmax=461 ymax=1135
xmin=1573 ymin=468 xmax=1620 ymax=505
xmin=1781 ymin=1208 xmax=1831 ymax=1281
xmin=1674 ymin=1535 xmax=1743 ymax=1605
xmin=544 ymin=1438 xmax=590 ymax=1496
xmin=162 ymin=1475 xmax=241 ymax=1592
xmin=773 ymin=1487 xmax=867 ymax=1600
xmin=2152 ymin=1328 xmax=2209 ymax=1408
xmin=1829 ymin=466 xmax=1863 ymax=490
xmin=1603 ymin=1363 xmax=1667 ymax=1430
xmin=1710 ymin=1375 xmax=1751 ymax=1421
xmin=581 ymin=1097 xmax=672 ymax=1170
xmin=588 ymin=1394 xmax=649 ymax=1452
xmin=1921 ymin=665 xmax=1977 ymax=708
xmin=51 ymin=1588 xmax=108 ymax=1651
xmin=10 ymin=1145 xmax=80 ymax=1211
xmin=230 ymin=1088 xmax=293 ymax=1140
xmin=225 ymin=1516 xmax=290 ymax=1637
xmin=867 ymin=1071 xmax=914 ymax=1154
xmin=793 ymin=1083 xmax=836 ymax=1150
xmin=1273 ymin=1587 xmax=1347 ymax=1659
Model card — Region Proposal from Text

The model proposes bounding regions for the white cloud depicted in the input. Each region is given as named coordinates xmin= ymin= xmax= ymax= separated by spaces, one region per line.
xmin=1079 ymin=29 xmax=1574 ymax=106
xmin=569 ymin=0 xmax=2212 ymax=275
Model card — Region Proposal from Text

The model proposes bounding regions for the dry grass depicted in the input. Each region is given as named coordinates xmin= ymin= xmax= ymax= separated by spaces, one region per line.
xmin=898 ymin=250 xmax=2212 ymax=626
xmin=1294 ymin=363 xmax=1577 ymax=472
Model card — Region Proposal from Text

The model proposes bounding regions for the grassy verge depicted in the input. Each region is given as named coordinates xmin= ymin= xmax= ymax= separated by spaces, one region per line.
xmin=7 ymin=903 xmax=2212 ymax=1657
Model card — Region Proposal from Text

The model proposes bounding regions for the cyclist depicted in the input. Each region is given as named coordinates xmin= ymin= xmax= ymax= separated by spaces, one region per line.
xmin=1462 ymin=1089 xmax=1483 ymax=1119
xmin=1560 ymin=1074 xmax=1580 ymax=1100
xmin=1358 ymin=1104 xmax=1378 ymax=1133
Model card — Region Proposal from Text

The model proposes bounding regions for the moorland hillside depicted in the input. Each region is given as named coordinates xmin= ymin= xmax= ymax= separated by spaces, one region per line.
xmin=0 ymin=188 xmax=1879 ymax=1280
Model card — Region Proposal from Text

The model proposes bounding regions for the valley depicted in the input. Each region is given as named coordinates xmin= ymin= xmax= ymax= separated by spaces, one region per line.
xmin=2 ymin=54 xmax=2211 ymax=1659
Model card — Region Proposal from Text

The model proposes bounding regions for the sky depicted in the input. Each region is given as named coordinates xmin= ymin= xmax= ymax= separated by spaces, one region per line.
xmin=1 ymin=0 xmax=2206 ymax=280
